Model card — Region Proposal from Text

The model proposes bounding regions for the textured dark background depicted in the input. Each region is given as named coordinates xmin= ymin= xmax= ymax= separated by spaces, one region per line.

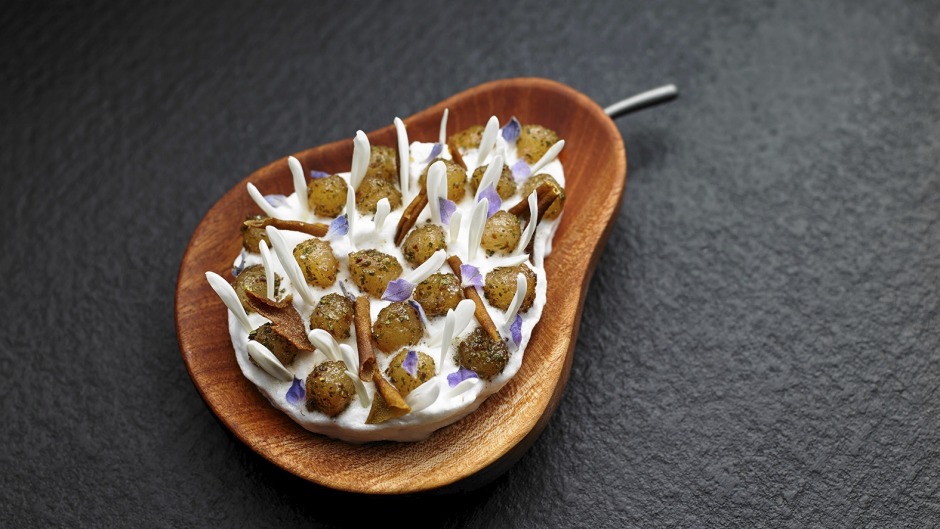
xmin=2 ymin=1 xmax=939 ymax=527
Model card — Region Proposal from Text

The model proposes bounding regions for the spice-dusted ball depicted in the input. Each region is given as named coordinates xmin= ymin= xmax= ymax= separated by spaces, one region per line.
xmin=348 ymin=249 xmax=403 ymax=298
xmin=309 ymin=293 xmax=354 ymax=340
xmin=402 ymin=224 xmax=447 ymax=267
xmin=307 ymin=174 xmax=348 ymax=218
xmin=293 ymin=238 xmax=339 ymax=288
xmin=234 ymin=265 xmax=279 ymax=311
xmin=413 ymin=273 xmax=463 ymax=317
xmin=448 ymin=125 xmax=484 ymax=151
xmin=517 ymin=124 xmax=560 ymax=164
xmin=372 ymin=301 xmax=424 ymax=353
xmin=249 ymin=322 xmax=301 ymax=366
xmin=480 ymin=211 xmax=522 ymax=256
xmin=385 ymin=350 xmax=436 ymax=397
xmin=356 ymin=176 xmax=402 ymax=214
xmin=366 ymin=145 xmax=399 ymax=183
xmin=519 ymin=173 xmax=566 ymax=220
xmin=419 ymin=159 xmax=467 ymax=201
xmin=240 ymin=215 xmax=270 ymax=252
xmin=457 ymin=328 xmax=510 ymax=380
xmin=470 ymin=164 xmax=517 ymax=200
xmin=306 ymin=360 xmax=355 ymax=417
xmin=483 ymin=264 xmax=537 ymax=312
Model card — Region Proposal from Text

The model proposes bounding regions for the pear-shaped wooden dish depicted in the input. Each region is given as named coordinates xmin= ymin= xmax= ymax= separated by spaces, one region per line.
xmin=175 ymin=77 xmax=626 ymax=494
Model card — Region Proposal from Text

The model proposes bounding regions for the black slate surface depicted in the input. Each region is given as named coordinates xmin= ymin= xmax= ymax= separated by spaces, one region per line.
xmin=2 ymin=1 xmax=939 ymax=527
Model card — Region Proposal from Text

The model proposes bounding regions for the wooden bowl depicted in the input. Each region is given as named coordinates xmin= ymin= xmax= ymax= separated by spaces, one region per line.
xmin=175 ymin=77 xmax=626 ymax=494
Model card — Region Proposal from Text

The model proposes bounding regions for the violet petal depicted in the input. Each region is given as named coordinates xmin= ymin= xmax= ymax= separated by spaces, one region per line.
xmin=338 ymin=280 xmax=356 ymax=301
xmin=309 ymin=170 xmax=330 ymax=179
xmin=447 ymin=367 xmax=479 ymax=388
xmin=408 ymin=300 xmax=430 ymax=326
xmin=402 ymin=350 xmax=418 ymax=377
xmin=326 ymin=214 xmax=349 ymax=239
xmin=460 ymin=264 xmax=484 ymax=288
xmin=439 ymin=198 xmax=457 ymax=225
xmin=232 ymin=249 xmax=248 ymax=277
xmin=501 ymin=117 xmax=521 ymax=143
xmin=264 ymin=194 xmax=290 ymax=208
xmin=511 ymin=314 xmax=523 ymax=347
xmin=424 ymin=143 xmax=443 ymax=163
xmin=382 ymin=278 xmax=415 ymax=302
xmin=286 ymin=377 xmax=305 ymax=406
xmin=478 ymin=185 xmax=501 ymax=218
xmin=511 ymin=159 xmax=531 ymax=182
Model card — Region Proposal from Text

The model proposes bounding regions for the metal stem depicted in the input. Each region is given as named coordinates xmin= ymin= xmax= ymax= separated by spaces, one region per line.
xmin=604 ymin=84 xmax=679 ymax=118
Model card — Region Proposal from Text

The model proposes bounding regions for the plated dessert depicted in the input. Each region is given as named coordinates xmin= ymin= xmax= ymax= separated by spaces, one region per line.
xmin=176 ymin=77 xmax=627 ymax=492
xmin=206 ymin=111 xmax=567 ymax=442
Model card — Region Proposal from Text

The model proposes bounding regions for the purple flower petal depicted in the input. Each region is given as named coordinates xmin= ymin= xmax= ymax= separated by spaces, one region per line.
xmin=511 ymin=159 xmax=531 ymax=182
xmin=439 ymin=198 xmax=457 ymax=225
xmin=286 ymin=377 xmax=305 ymax=406
xmin=511 ymin=314 xmax=523 ymax=347
xmin=408 ymin=300 xmax=430 ymax=326
xmin=447 ymin=367 xmax=479 ymax=388
xmin=402 ymin=350 xmax=418 ymax=377
xmin=232 ymin=249 xmax=248 ymax=277
xmin=478 ymin=184 xmax=501 ymax=218
xmin=382 ymin=278 xmax=415 ymax=302
xmin=501 ymin=117 xmax=521 ymax=143
xmin=326 ymin=214 xmax=348 ymax=239
xmin=310 ymin=170 xmax=330 ymax=179
xmin=460 ymin=264 xmax=483 ymax=288
xmin=264 ymin=194 xmax=290 ymax=208
xmin=423 ymin=143 xmax=443 ymax=163
xmin=339 ymin=280 xmax=356 ymax=301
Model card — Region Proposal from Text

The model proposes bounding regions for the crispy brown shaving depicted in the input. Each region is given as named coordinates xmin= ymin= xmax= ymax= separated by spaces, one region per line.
xmin=353 ymin=295 xmax=376 ymax=381
xmin=447 ymin=138 xmax=466 ymax=170
xmin=506 ymin=182 xmax=562 ymax=256
xmin=507 ymin=182 xmax=559 ymax=219
xmin=245 ymin=291 xmax=314 ymax=352
xmin=447 ymin=255 xmax=502 ymax=343
xmin=365 ymin=370 xmax=411 ymax=424
xmin=242 ymin=217 xmax=329 ymax=238
xmin=394 ymin=188 xmax=428 ymax=246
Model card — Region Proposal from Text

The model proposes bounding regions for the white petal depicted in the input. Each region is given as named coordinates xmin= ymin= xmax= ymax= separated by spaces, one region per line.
xmin=467 ymin=198 xmax=488 ymax=261
xmin=307 ymin=329 xmax=342 ymax=363
xmin=205 ymin=272 xmax=253 ymax=333
xmin=394 ymin=118 xmax=410 ymax=199
xmin=265 ymin=226 xmax=316 ymax=306
xmin=246 ymin=183 xmax=282 ymax=219
xmin=529 ymin=139 xmax=565 ymax=175
xmin=350 ymin=130 xmax=370 ymax=189
xmin=258 ymin=240 xmax=276 ymax=300
xmin=475 ymin=155 xmax=504 ymax=200
xmin=247 ymin=341 xmax=293 ymax=382
xmin=288 ymin=156 xmax=309 ymax=219
xmin=405 ymin=249 xmax=446 ymax=284
xmin=406 ymin=381 xmax=441 ymax=413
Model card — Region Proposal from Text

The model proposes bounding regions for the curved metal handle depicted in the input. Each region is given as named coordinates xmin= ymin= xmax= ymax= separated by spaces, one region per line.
xmin=604 ymin=84 xmax=679 ymax=118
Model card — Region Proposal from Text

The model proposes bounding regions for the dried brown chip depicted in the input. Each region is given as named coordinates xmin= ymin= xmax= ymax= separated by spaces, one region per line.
xmin=507 ymin=182 xmax=559 ymax=219
xmin=447 ymin=138 xmax=467 ymax=170
xmin=365 ymin=371 xmax=411 ymax=424
xmin=354 ymin=295 xmax=376 ymax=381
xmin=242 ymin=217 xmax=329 ymax=238
xmin=394 ymin=188 xmax=429 ymax=246
xmin=447 ymin=255 xmax=502 ymax=343
xmin=506 ymin=182 xmax=562 ymax=256
xmin=245 ymin=291 xmax=314 ymax=352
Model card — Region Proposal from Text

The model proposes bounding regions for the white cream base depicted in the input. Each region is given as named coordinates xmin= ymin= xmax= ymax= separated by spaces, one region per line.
xmin=228 ymin=136 xmax=563 ymax=442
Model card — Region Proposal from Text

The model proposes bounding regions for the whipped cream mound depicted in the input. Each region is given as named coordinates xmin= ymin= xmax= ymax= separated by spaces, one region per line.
xmin=220 ymin=117 xmax=565 ymax=442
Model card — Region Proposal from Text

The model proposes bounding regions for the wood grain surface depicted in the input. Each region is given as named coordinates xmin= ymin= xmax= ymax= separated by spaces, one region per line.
xmin=175 ymin=77 xmax=627 ymax=494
